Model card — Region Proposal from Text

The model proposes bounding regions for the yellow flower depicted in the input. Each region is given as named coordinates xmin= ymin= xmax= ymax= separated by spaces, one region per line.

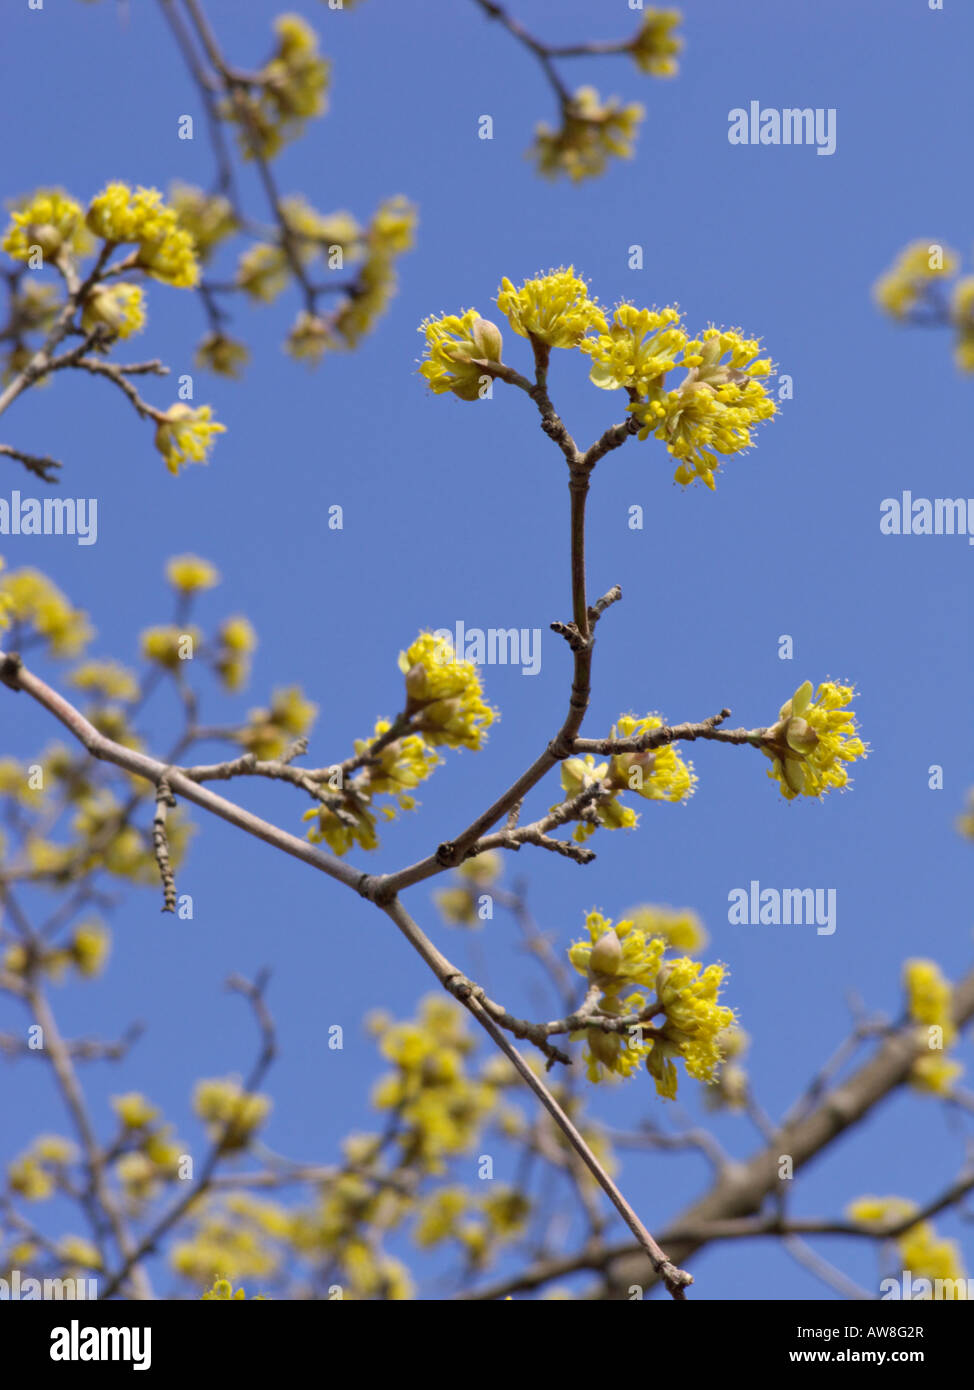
xmin=236 ymin=242 xmax=289 ymax=302
xmin=332 ymin=198 xmax=416 ymax=348
xmin=233 ymin=14 xmax=330 ymax=160
xmin=623 ymin=904 xmax=708 ymax=953
xmin=874 ymin=240 xmax=958 ymax=320
xmin=582 ymin=303 xmax=687 ymax=393
xmin=2 ymin=189 xmax=90 ymax=263
xmin=215 ymin=617 xmax=257 ymax=691
xmin=633 ymin=328 xmax=776 ymax=489
xmin=285 ymin=310 xmax=333 ymax=363
xmin=0 ymin=567 xmax=92 ymax=657
xmin=355 ymin=719 xmax=440 ymax=802
xmin=565 ymin=909 xmax=732 ymax=1091
xmin=154 ymin=404 xmax=226 ymax=475
xmin=58 ymin=1236 xmax=102 ymax=1270
xmin=847 ymin=1197 xmax=967 ymax=1292
xmin=558 ymin=753 xmax=635 ymax=842
xmin=418 ymin=309 xmax=503 ymax=400
xmin=195 ymin=332 xmax=249 ymax=378
xmin=647 ymin=956 xmax=735 ymax=1099
xmin=166 ymin=554 xmax=220 ymax=594
xmin=630 ymin=9 xmax=683 ymax=77
xmin=69 ymin=659 xmax=139 ymax=702
xmin=904 ymin=958 xmax=960 ymax=1092
xmin=530 ymin=88 xmax=644 ymax=182
xmin=762 ymin=680 xmax=867 ymax=799
xmin=112 ymin=1093 xmax=159 ymax=1129
xmin=80 ymin=283 xmax=145 ymax=339
xmin=496 ymin=266 xmax=605 ymax=348
xmin=951 ymin=276 xmax=974 ymax=372
xmin=141 ymin=624 xmax=202 ymax=669
xmin=910 ymin=1054 xmax=963 ymax=1096
xmin=241 ymin=686 xmax=318 ymax=759
xmin=608 ymin=713 xmax=697 ymax=803
xmin=193 ymin=1078 xmax=271 ymax=1150
xmin=168 ymin=182 xmax=237 ymax=261
xmin=399 ymin=632 xmax=497 ymax=749
xmin=202 ymin=1279 xmax=249 ymax=1301
xmin=70 ymin=921 xmax=111 ymax=977
xmin=86 ymin=183 xmax=199 ymax=287
xmin=568 ymin=910 xmax=666 ymax=991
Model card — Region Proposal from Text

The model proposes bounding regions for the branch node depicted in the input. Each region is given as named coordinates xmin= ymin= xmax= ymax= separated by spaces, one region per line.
xmin=0 ymin=653 xmax=23 ymax=691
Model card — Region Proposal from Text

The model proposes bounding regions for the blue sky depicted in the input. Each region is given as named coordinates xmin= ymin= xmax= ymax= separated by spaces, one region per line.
xmin=2 ymin=0 xmax=973 ymax=1300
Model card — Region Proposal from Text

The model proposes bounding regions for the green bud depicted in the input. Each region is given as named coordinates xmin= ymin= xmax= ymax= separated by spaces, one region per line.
xmin=783 ymin=716 xmax=818 ymax=755
xmin=589 ymin=929 xmax=623 ymax=977
xmin=470 ymin=316 xmax=503 ymax=362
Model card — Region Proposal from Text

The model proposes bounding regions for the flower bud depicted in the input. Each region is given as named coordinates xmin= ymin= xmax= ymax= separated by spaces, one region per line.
xmin=589 ymin=1027 xmax=621 ymax=1067
xmin=588 ymin=928 xmax=623 ymax=978
xmin=403 ymin=661 xmax=429 ymax=706
xmin=470 ymin=316 xmax=503 ymax=362
xmin=783 ymin=716 xmax=818 ymax=755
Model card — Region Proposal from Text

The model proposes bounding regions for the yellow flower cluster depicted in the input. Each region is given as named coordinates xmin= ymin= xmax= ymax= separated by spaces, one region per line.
xmin=630 ymin=9 xmax=683 ymax=77
xmin=422 ymin=272 xmax=777 ymax=486
xmin=370 ymin=997 xmax=497 ymax=1169
xmin=166 ymin=554 xmax=220 ymax=594
xmin=168 ymin=182 xmax=237 ymax=261
xmin=400 ymin=632 xmax=497 ymax=750
xmin=649 ymin=956 xmax=734 ymax=1099
xmin=556 ymin=713 xmax=695 ymax=843
xmin=140 ymin=624 xmax=202 ymax=669
xmin=86 ymin=183 xmax=199 ymax=287
xmin=193 ymin=1077 xmax=272 ymax=1151
xmin=305 ymin=716 xmax=441 ymax=856
xmin=582 ymin=303 xmax=685 ymax=392
xmin=413 ymin=1183 xmax=529 ymax=1265
xmin=497 ymin=266 xmax=604 ymax=349
xmin=0 ymin=567 xmax=92 ymax=657
xmin=434 ymin=851 xmax=503 ymax=926
xmin=69 ymin=659 xmax=139 ymax=702
xmin=3 ymin=917 xmax=111 ymax=984
xmin=153 ymin=404 xmax=226 ymax=475
xmin=215 ymin=616 xmax=257 ymax=692
xmin=195 ymin=331 xmax=250 ymax=378
xmin=202 ymin=1279 xmax=265 ymax=1300
xmin=848 ymin=1197 xmax=967 ymax=1294
xmin=7 ymin=1135 xmax=78 ymax=1202
xmin=418 ymin=309 xmax=504 ymax=401
xmin=622 ymin=903 xmax=708 ymax=952
xmin=71 ymin=794 xmax=191 ymax=884
xmin=762 ymin=680 xmax=867 ymax=800
xmin=172 ymin=1194 xmax=284 ymax=1286
xmin=330 ymin=197 xmax=417 ymax=350
xmin=80 ymin=282 xmax=145 ymax=339
xmin=874 ymin=241 xmax=958 ymax=320
xmin=567 ymin=910 xmax=733 ymax=1095
xmin=2 ymin=189 xmax=91 ymax=264
xmin=631 ymin=327 xmax=776 ymax=488
xmin=237 ymin=15 xmax=330 ymax=161
xmin=237 ymin=195 xmax=415 ymax=358
xmin=904 ymin=959 xmax=962 ymax=1095
xmin=241 ymin=685 xmax=318 ymax=760
xmin=531 ymin=88 xmax=644 ymax=182
xmin=236 ymin=242 xmax=290 ymax=302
